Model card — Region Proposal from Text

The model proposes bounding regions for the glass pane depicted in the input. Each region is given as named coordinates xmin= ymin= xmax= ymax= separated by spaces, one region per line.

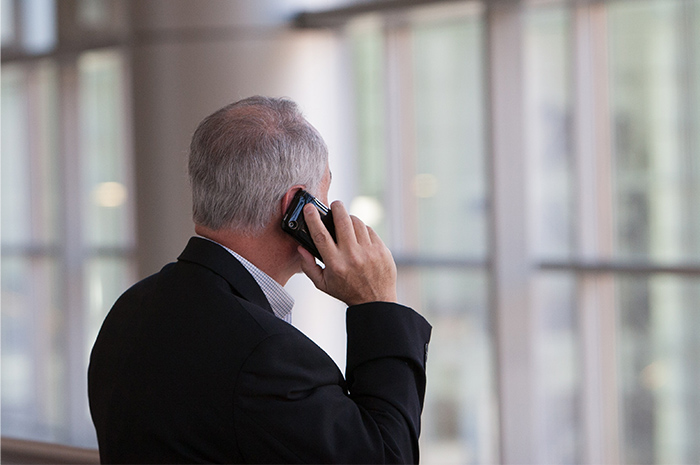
xmin=77 ymin=0 xmax=127 ymax=34
xmin=1 ymin=62 xmax=60 ymax=248
xmin=1 ymin=0 xmax=15 ymax=46
xmin=609 ymin=0 xmax=700 ymax=262
xmin=75 ymin=256 xmax=134 ymax=445
xmin=397 ymin=268 xmax=495 ymax=464
xmin=616 ymin=275 xmax=700 ymax=464
xmin=35 ymin=62 xmax=61 ymax=245
xmin=20 ymin=0 xmax=56 ymax=54
xmin=349 ymin=19 xmax=388 ymax=239
xmin=411 ymin=16 xmax=486 ymax=258
xmin=79 ymin=50 xmax=133 ymax=248
xmin=525 ymin=6 xmax=573 ymax=260
xmin=533 ymin=273 xmax=581 ymax=464
xmin=84 ymin=257 xmax=134 ymax=363
xmin=1 ymin=65 xmax=32 ymax=246
xmin=1 ymin=257 xmax=65 ymax=442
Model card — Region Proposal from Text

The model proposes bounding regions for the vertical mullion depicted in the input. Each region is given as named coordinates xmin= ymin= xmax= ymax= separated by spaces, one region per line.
xmin=119 ymin=48 xmax=137 ymax=253
xmin=384 ymin=16 xmax=424 ymax=319
xmin=25 ymin=63 xmax=51 ymax=430
xmin=384 ymin=18 xmax=412 ymax=253
xmin=572 ymin=5 xmax=602 ymax=465
xmin=680 ymin=1 xmax=700 ymax=460
xmin=572 ymin=3 xmax=620 ymax=464
xmin=588 ymin=13 xmax=618 ymax=463
xmin=485 ymin=2 xmax=535 ymax=464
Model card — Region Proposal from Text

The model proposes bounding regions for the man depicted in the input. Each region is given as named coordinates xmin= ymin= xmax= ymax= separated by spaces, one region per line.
xmin=88 ymin=96 xmax=432 ymax=464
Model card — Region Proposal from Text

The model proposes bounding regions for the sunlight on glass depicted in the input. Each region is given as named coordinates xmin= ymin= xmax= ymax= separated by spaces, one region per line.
xmin=413 ymin=173 xmax=439 ymax=198
xmin=349 ymin=195 xmax=384 ymax=229
xmin=79 ymin=50 xmax=131 ymax=248
xmin=92 ymin=181 xmax=128 ymax=208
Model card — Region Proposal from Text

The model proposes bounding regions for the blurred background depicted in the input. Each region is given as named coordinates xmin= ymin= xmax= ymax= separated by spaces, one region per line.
xmin=1 ymin=0 xmax=699 ymax=464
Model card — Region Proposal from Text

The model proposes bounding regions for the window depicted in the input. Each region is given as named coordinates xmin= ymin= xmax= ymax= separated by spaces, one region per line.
xmin=607 ymin=2 xmax=700 ymax=462
xmin=349 ymin=4 xmax=495 ymax=463
xmin=529 ymin=1 xmax=700 ymax=463
xmin=1 ymin=0 xmax=133 ymax=448
xmin=346 ymin=0 xmax=700 ymax=463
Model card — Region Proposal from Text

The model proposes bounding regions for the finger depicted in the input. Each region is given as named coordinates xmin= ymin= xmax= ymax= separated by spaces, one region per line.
xmin=303 ymin=204 xmax=338 ymax=261
xmin=329 ymin=201 xmax=357 ymax=246
xmin=351 ymin=215 xmax=371 ymax=246
xmin=297 ymin=245 xmax=325 ymax=289
xmin=367 ymin=225 xmax=386 ymax=246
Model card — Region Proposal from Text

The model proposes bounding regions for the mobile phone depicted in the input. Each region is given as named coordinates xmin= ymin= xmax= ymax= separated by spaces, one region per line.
xmin=282 ymin=190 xmax=337 ymax=262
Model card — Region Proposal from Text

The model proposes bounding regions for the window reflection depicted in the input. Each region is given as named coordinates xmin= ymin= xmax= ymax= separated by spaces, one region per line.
xmin=84 ymin=258 xmax=133 ymax=366
xmin=608 ymin=1 xmax=700 ymax=463
xmin=1 ymin=0 xmax=15 ymax=46
xmin=609 ymin=0 xmax=700 ymax=263
xmin=1 ymin=64 xmax=60 ymax=248
xmin=1 ymin=257 xmax=65 ymax=442
xmin=350 ymin=19 xmax=387 ymax=239
xmin=1 ymin=48 xmax=134 ymax=447
xmin=351 ymin=7 xmax=495 ymax=464
xmin=525 ymin=6 xmax=573 ymax=261
xmin=1 ymin=60 xmax=64 ymax=441
xmin=355 ymin=0 xmax=700 ymax=464
xmin=525 ymin=8 xmax=582 ymax=463
xmin=411 ymin=16 xmax=486 ymax=259
xmin=403 ymin=269 xmax=494 ymax=465
xmin=616 ymin=276 xmax=700 ymax=465
xmin=1 ymin=65 xmax=32 ymax=245
xmin=79 ymin=50 xmax=132 ymax=248
xmin=532 ymin=273 xmax=581 ymax=464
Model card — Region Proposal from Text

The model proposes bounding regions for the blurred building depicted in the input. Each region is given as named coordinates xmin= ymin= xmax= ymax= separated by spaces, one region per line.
xmin=1 ymin=0 xmax=699 ymax=464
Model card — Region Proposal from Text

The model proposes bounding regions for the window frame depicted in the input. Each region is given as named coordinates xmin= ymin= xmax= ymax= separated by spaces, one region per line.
xmin=1 ymin=0 xmax=135 ymax=447
xmin=302 ymin=0 xmax=700 ymax=463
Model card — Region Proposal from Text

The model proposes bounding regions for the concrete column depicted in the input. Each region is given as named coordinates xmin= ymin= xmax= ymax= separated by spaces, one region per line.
xmin=130 ymin=0 xmax=349 ymax=276
xmin=129 ymin=0 xmax=352 ymax=366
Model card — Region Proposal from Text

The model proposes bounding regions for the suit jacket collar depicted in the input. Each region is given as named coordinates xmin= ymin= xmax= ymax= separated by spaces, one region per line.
xmin=177 ymin=236 xmax=273 ymax=314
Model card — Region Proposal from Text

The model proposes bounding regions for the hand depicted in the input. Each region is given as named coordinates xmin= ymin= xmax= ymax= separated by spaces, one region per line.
xmin=298 ymin=201 xmax=398 ymax=306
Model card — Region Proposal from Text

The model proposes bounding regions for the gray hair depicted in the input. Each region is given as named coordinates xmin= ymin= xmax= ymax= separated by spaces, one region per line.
xmin=188 ymin=96 xmax=328 ymax=234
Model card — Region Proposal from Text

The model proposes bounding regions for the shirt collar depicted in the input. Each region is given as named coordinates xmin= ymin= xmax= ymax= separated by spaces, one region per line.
xmin=197 ymin=236 xmax=295 ymax=323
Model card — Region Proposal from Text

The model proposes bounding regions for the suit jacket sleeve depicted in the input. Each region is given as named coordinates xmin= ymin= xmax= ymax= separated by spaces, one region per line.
xmin=234 ymin=302 xmax=431 ymax=464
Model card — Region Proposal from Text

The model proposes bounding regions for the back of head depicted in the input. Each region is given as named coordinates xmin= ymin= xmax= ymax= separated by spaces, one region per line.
xmin=188 ymin=96 xmax=328 ymax=234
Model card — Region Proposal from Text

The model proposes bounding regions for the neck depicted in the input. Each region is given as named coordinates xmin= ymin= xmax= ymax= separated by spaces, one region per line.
xmin=194 ymin=223 xmax=300 ymax=286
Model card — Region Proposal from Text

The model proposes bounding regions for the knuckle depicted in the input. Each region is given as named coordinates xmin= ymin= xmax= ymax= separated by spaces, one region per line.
xmin=347 ymin=250 xmax=365 ymax=267
xmin=333 ymin=262 xmax=349 ymax=278
xmin=312 ymin=231 xmax=328 ymax=244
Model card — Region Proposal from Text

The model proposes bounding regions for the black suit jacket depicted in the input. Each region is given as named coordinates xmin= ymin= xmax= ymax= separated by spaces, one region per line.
xmin=88 ymin=237 xmax=432 ymax=464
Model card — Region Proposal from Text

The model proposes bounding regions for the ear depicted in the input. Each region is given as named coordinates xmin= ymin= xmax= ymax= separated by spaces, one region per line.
xmin=280 ymin=185 xmax=305 ymax=216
